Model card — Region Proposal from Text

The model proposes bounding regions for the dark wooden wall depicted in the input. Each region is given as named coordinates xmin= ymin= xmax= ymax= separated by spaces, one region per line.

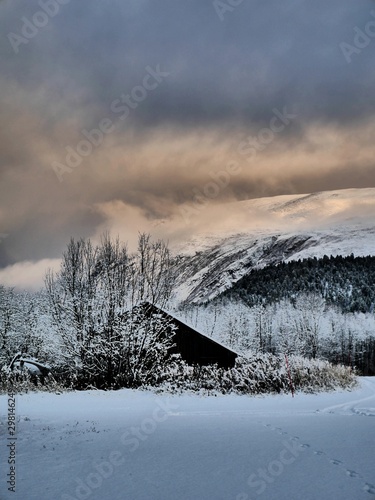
xmin=142 ymin=303 xmax=237 ymax=368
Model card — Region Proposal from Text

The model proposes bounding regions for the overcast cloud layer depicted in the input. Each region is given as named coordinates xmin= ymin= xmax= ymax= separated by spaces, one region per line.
xmin=0 ymin=0 xmax=374 ymax=286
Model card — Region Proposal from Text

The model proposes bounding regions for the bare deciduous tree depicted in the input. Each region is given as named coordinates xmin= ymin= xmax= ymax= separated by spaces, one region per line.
xmin=45 ymin=233 xmax=178 ymax=388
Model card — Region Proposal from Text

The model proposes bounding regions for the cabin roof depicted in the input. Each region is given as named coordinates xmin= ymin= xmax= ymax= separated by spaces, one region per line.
xmin=141 ymin=301 xmax=240 ymax=357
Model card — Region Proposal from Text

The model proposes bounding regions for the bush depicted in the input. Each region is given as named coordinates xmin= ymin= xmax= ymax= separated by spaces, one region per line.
xmin=4 ymin=352 xmax=356 ymax=396
xmin=153 ymin=353 xmax=357 ymax=395
xmin=0 ymin=366 xmax=66 ymax=394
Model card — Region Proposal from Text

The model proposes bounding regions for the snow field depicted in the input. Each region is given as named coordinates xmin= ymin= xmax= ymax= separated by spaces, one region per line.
xmin=1 ymin=377 xmax=375 ymax=500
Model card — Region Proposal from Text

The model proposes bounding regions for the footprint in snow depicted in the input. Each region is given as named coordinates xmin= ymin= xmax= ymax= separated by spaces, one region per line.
xmin=364 ymin=483 xmax=375 ymax=494
xmin=314 ymin=450 xmax=324 ymax=456
xmin=274 ymin=427 xmax=287 ymax=435
xmin=300 ymin=443 xmax=310 ymax=449
xmin=330 ymin=459 xmax=343 ymax=466
xmin=346 ymin=470 xmax=361 ymax=478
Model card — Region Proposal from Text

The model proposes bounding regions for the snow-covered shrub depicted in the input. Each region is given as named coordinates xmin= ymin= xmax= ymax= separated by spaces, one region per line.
xmin=0 ymin=365 xmax=66 ymax=394
xmin=153 ymin=353 xmax=357 ymax=395
xmin=288 ymin=356 xmax=357 ymax=392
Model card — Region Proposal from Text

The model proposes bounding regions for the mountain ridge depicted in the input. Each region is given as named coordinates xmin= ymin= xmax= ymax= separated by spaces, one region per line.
xmin=172 ymin=187 xmax=375 ymax=304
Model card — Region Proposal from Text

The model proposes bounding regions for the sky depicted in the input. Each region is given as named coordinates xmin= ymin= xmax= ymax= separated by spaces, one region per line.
xmin=0 ymin=0 xmax=374 ymax=288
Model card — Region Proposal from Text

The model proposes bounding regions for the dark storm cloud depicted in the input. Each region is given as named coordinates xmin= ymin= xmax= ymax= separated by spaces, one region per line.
xmin=0 ymin=0 xmax=374 ymax=278
xmin=2 ymin=0 xmax=374 ymax=128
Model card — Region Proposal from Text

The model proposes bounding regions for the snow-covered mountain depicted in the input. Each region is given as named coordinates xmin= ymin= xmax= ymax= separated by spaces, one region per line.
xmin=173 ymin=188 xmax=375 ymax=304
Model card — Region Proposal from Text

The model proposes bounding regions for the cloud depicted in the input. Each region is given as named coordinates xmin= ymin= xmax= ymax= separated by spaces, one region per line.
xmin=0 ymin=259 xmax=61 ymax=290
xmin=0 ymin=0 xmax=374 ymax=286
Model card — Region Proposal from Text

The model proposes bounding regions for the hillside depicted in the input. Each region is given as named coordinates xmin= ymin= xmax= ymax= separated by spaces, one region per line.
xmin=221 ymin=254 xmax=375 ymax=313
xmin=172 ymin=188 xmax=375 ymax=304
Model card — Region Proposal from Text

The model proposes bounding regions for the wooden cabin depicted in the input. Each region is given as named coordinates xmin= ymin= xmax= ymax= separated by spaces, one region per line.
xmin=140 ymin=302 xmax=237 ymax=368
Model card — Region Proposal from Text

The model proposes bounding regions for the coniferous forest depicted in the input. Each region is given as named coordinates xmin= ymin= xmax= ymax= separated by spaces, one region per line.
xmin=223 ymin=254 xmax=375 ymax=313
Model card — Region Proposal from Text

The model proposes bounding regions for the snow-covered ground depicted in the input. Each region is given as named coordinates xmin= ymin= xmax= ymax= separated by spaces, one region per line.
xmin=1 ymin=379 xmax=375 ymax=500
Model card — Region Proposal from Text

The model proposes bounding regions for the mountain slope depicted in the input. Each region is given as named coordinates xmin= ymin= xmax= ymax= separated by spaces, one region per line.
xmin=222 ymin=254 xmax=375 ymax=313
xmin=173 ymin=188 xmax=375 ymax=304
